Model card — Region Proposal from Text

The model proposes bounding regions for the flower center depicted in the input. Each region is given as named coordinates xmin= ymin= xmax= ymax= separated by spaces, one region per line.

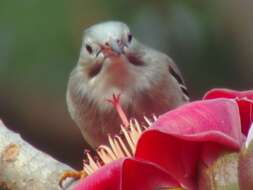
xmin=82 ymin=93 xmax=156 ymax=175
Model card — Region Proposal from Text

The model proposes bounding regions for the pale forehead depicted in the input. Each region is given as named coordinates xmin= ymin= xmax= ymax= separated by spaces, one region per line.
xmin=84 ymin=21 xmax=130 ymax=44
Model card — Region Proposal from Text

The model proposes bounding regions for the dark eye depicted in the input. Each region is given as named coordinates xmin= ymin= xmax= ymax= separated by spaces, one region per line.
xmin=128 ymin=33 xmax=132 ymax=43
xmin=86 ymin=44 xmax=93 ymax=54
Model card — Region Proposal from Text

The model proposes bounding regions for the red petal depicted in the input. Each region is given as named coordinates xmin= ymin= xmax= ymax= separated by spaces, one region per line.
xmin=74 ymin=159 xmax=122 ymax=190
xmin=204 ymin=88 xmax=253 ymax=135
xmin=203 ymin=88 xmax=253 ymax=99
xmin=74 ymin=158 xmax=180 ymax=190
xmin=237 ymin=99 xmax=253 ymax=135
xmin=121 ymin=159 xmax=180 ymax=190
xmin=135 ymin=99 xmax=243 ymax=189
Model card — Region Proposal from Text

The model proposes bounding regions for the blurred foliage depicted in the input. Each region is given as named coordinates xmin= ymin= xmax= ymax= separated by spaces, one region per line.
xmin=0 ymin=0 xmax=252 ymax=168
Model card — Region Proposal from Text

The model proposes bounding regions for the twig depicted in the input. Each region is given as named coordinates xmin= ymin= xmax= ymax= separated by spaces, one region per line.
xmin=0 ymin=120 xmax=76 ymax=190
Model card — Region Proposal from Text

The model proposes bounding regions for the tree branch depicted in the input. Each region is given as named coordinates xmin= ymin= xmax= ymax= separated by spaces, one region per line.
xmin=0 ymin=120 xmax=76 ymax=190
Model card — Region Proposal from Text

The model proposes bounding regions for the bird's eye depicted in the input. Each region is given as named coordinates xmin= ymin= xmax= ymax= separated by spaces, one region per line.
xmin=128 ymin=33 xmax=132 ymax=43
xmin=86 ymin=44 xmax=93 ymax=54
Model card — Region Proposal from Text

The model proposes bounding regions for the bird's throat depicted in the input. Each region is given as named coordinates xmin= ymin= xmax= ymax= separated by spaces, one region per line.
xmin=104 ymin=55 xmax=130 ymax=88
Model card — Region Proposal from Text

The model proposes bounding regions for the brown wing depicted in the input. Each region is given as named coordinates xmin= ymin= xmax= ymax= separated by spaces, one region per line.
xmin=168 ymin=58 xmax=190 ymax=99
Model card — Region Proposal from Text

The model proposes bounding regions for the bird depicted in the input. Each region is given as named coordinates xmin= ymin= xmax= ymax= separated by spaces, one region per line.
xmin=66 ymin=21 xmax=189 ymax=148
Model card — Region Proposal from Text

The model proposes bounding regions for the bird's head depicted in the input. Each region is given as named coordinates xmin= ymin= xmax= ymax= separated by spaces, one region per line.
xmin=83 ymin=21 xmax=132 ymax=56
xmin=77 ymin=21 xmax=146 ymax=88
xmin=72 ymin=21 xmax=169 ymax=109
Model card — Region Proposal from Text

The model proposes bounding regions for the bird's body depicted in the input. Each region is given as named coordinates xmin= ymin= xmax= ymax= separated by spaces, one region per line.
xmin=67 ymin=21 xmax=189 ymax=148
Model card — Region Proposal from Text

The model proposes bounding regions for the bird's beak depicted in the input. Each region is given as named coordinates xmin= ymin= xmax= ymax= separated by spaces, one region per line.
xmin=100 ymin=40 xmax=125 ymax=57
xmin=110 ymin=40 xmax=124 ymax=54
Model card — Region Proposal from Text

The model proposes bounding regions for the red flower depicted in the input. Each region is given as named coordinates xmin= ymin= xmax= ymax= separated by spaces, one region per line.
xmin=135 ymin=99 xmax=243 ymax=189
xmin=75 ymin=158 xmax=180 ymax=190
xmin=74 ymin=89 xmax=253 ymax=190
xmin=204 ymin=88 xmax=253 ymax=135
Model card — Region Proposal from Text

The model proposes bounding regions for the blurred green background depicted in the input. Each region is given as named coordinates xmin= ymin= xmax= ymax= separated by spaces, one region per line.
xmin=0 ymin=0 xmax=252 ymax=169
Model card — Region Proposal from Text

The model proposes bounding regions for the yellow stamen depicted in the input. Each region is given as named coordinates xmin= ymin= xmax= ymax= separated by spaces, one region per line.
xmin=153 ymin=114 xmax=158 ymax=121
xmin=144 ymin=116 xmax=152 ymax=126
xmin=97 ymin=149 xmax=112 ymax=164
xmin=129 ymin=120 xmax=142 ymax=145
xmin=114 ymin=135 xmax=132 ymax=157
xmin=121 ymin=125 xmax=136 ymax=154
xmin=86 ymin=152 xmax=99 ymax=171
xmin=83 ymin=161 xmax=95 ymax=175
xmin=81 ymin=94 xmax=158 ymax=176
xmin=97 ymin=145 xmax=117 ymax=162
xmin=108 ymin=135 xmax=125 ymax=158
xmin=82 ymin=118 xmax=150 ymax=176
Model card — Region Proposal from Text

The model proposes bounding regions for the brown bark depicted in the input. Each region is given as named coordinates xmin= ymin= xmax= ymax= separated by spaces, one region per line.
xmin=0 ymin=120 xmax=76 ymax=190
